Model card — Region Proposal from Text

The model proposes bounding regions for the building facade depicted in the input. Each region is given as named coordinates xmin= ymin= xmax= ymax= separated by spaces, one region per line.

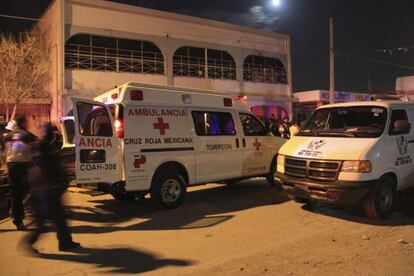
xmin=38 ymin=0 xmax=293 ymax=123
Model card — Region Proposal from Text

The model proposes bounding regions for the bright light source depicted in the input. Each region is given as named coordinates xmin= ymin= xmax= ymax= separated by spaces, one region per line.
xmin=272 ymin=0 xmax=281 ymax=7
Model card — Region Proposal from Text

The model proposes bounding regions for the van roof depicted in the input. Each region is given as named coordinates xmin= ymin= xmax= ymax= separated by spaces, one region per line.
xmin=317 ymin=100 xmax=414 ymax=110
xmin=94 ymin=82 xmax=249 ymax=111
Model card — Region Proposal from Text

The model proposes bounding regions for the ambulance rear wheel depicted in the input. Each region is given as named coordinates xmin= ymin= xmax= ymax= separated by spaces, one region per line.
xmin=151 ymin=172 xmax=186 ymax=209
xmin=363 ymin=176 xmax=396 ymax=220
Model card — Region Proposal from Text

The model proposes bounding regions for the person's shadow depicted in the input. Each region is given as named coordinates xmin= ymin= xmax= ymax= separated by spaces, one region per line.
xmin=37 ymin=246 xmax=193 ymax=274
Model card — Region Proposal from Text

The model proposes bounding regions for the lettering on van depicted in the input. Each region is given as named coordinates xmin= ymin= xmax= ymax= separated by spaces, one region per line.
xmin=206 ymin=144 xmax=232 ymax=151
xmin=128 ymin=108 xmax=187 ymax=117
xmin=395 ymin=157 xmax=412 ymax=166
xmin=79 ymin=137 xmax=113 ymax=148
xmin=125 ymin=137 xmax=192 ymax=145
xmin=80 ymin=163 xmax=116 ymax=171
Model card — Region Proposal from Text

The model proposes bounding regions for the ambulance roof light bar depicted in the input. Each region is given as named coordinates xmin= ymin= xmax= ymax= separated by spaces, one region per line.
xmin=223 ymin=98 xmax=233 ymax=107
xmin=130 ymin=90 xmax=143 ymax=101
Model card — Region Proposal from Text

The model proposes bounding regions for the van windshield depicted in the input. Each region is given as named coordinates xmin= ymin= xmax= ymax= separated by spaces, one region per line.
xmin=298 ymin=106 xmax=387 ymax=138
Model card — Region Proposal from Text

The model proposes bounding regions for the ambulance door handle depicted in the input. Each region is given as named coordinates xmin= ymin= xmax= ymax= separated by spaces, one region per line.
xmin=235 ymin=138 xmax=239 ymax=148
xmin=242 ymin=138 xmax=246 ymax=148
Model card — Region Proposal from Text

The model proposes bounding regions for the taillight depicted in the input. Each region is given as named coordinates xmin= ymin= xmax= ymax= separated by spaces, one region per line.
xmin=130 ymin=90 xmax=143 ymax=101
xmin=114 ymin=119 xmax=124 ymax=138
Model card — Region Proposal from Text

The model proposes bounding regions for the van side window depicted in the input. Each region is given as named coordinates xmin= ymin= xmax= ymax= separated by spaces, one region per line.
xmin=239 ymin=113 xmax=267 ymax=136
xmin=63 ymin=119 xmax=75 ymax=144
xmin=389 ymin=109 xmax=409 ymax=135
xmin=192 ymin=111 xmax=236 ymax=136
xmin=77 ymin=103 xmax=113 ymax=137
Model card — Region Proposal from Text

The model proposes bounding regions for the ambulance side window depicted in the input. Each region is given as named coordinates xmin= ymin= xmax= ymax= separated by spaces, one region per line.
xmin=192 ymin=111 xmax=236 ymax=136
xmin=77 ymin=103 xmax=113 ymax=137
xmin=239 ymin=113 xmax=267 ymax=136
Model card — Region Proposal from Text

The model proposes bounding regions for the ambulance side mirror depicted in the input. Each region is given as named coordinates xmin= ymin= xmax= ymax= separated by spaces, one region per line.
xmin=391 ymin=120 xmax=410 ymax=135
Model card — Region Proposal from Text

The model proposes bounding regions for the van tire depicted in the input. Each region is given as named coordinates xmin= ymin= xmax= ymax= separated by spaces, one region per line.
xmin=150 ymin=172 xmax=186 ymax=209
xmin=363 ymin=176 xmax=396 ymax=219
xmin=266 ymin=156 xmax=280 ymax=188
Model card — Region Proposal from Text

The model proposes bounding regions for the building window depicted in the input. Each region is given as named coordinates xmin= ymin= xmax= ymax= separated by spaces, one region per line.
xmin=173 ymin=46 xmax=205 ymax=78
xmin=173 ymin=47 xmax=236 ymax=80
xmin=243 ymin=55 xmax=287 ymax=84
xmin=65 ymin=34 xmax=164 ymax=74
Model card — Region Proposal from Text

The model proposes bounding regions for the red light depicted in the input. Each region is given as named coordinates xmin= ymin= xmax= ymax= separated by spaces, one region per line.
xmin=114 ymin=119 xmax=124 ymax=138
xmin=238 ymin=95 xmax=247 ymax=100
xmin=111 ymin=93 xmax=118 ymax=100
xmin=130 ymin=90 xmax=143 ymax=101
xmin=223 ymin=98 xmax=233 ymax=107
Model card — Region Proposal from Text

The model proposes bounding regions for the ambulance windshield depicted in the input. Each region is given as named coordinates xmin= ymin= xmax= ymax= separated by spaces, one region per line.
xmin=298 ymin=106 xmax=387 ymax=138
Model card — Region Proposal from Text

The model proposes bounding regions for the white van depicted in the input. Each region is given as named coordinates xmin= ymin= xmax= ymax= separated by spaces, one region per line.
xmin=276 ymin=101 xmax=414 ymax=219
xmin=64 ymin=83 xmax=286 ymax=208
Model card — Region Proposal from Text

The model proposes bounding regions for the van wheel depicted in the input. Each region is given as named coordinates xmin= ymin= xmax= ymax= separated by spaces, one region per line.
xmin=363 ymin=176 xmax=396 ymax=219
xmin=266 ymin=156 xmax=280 ymax=188
xmin=150 ymin=172 xmax=186 ymax=209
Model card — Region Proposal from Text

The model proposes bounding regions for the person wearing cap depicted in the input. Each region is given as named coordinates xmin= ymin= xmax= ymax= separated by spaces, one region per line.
xmin=4 ymin=116 xmax=36 ymax=230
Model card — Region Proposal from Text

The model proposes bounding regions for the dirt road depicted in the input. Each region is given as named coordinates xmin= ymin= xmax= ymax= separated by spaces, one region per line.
xmin=0 ymin=179 xmax=413 ymax=275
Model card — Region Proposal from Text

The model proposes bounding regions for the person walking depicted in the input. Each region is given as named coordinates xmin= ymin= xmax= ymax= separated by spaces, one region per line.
xmin=4 ymin=116 xmax=36 ymax=230
xmin=27 ymin=123 xmax=80 ymax=252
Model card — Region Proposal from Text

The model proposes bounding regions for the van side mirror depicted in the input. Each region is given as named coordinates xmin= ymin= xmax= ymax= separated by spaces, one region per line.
xmin=391 ymin=120 xmax=410 ymax=135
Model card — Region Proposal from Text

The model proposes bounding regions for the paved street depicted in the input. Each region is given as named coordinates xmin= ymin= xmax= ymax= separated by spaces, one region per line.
xmin=0 ymin=179 xmax=414 ymax=275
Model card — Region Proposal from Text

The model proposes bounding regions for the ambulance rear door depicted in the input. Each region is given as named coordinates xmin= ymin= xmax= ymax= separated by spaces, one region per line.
xmin=72 ymin=98 xmax=123 ymax=184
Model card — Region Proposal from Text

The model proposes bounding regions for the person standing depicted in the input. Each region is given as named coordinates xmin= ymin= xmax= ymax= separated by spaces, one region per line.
xmin=289 ymin=120 xmax=300 ymax=137
xmin=27 ymin=123 xmax=80 ymax=251
xmin=4 ymin=116 xmax=36 ymax=230
xmin=278 ymin=117 xmax=291 ymax=139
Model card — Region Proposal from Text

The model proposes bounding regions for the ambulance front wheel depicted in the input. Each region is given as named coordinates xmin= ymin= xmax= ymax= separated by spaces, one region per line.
xmin=151 ymin=172 xmax=187 ymax=209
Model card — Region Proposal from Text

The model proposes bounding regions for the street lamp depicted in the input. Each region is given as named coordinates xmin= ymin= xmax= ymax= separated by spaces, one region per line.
xmin=272 ymin=0 xmax=281 ymax=7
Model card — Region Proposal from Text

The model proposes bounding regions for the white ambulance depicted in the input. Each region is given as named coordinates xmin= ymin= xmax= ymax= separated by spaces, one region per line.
xmin=64 ymin=83 xmax=286 ymax=208
xmin=276 ymin=101 xmax=414 ymax=219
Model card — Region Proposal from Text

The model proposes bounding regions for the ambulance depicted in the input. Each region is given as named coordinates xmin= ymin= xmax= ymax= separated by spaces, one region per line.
xmin=63 ymin=83 xmax=286 ymax=208
xmin=276 ymin=101 xmax=414 ymax=219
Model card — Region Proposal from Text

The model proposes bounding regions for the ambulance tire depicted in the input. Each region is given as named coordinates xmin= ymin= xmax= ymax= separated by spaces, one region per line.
xmin=151 ymin=172 xmax=186 ymax=209
xmin=363 ymin=176 xmax=396 ymax=220
xmin=266 ymin=156 xmax=281 ymax=189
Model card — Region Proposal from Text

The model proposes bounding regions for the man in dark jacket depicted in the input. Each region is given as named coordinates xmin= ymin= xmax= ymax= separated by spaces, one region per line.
xmin=4 ymin=116 xmax=36 ymax=229
xmin=27 ymin=123 xmax=80 ymax=252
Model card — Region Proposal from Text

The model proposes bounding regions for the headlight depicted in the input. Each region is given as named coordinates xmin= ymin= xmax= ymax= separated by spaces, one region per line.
xmin=341 ymin=160 xmax=372 ymax=173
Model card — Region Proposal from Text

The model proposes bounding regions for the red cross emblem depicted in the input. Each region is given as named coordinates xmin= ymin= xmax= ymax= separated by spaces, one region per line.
xmin=153 ymin=117 xmax=170 ymax=135
xmin=253 ymin=138 xmax=262 ymax=151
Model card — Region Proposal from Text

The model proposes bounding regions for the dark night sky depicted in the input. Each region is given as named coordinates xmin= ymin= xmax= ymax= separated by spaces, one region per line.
xmin=1 ymin=0 xmax=413 ymax=93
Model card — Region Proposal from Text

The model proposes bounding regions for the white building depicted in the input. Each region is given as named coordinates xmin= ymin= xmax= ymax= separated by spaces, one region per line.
xmin=396 ymin=76 xmax=414 ymax=101
xmin=38 ymin=0 xmax=294 ymax=123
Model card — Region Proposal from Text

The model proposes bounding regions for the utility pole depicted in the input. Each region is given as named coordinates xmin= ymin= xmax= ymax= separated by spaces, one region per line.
xmin=329 ymin=17 xmax=335 ymax=104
